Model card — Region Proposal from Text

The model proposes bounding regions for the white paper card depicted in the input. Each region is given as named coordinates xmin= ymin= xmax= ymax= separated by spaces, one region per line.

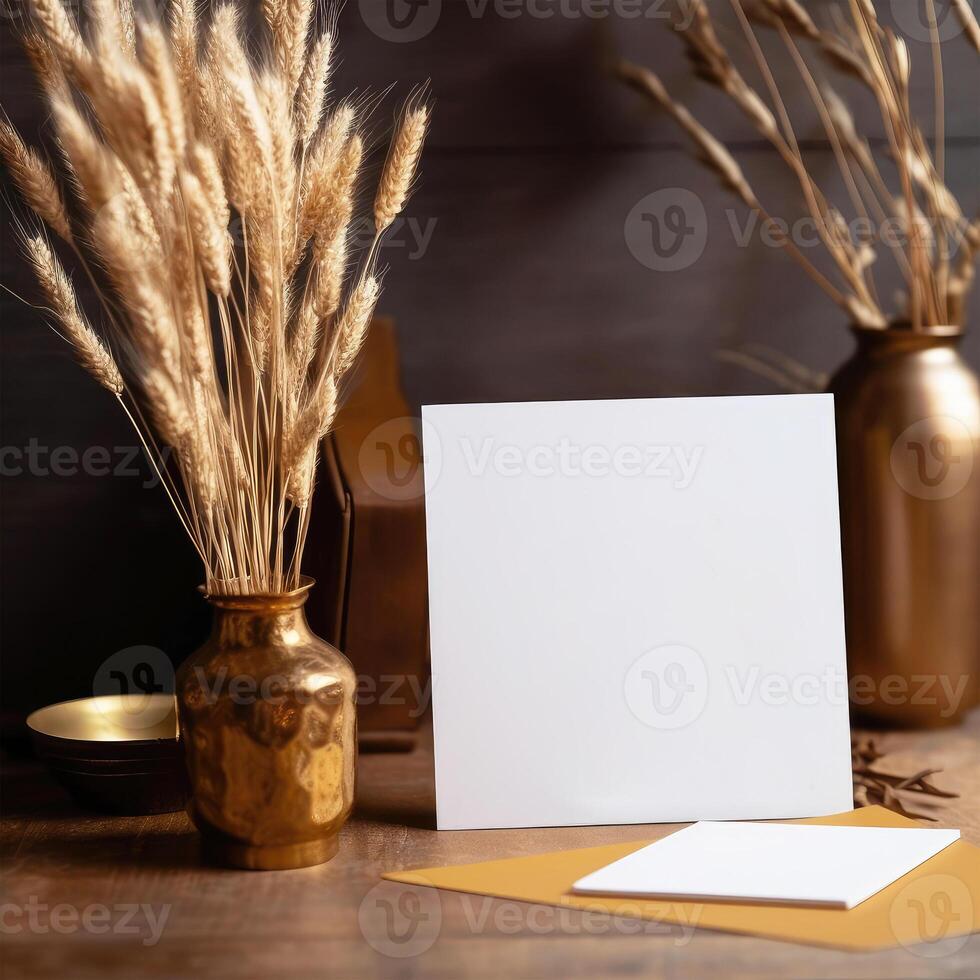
xmin=572 ymin=822 xmax=960 ymax=909
xmin=422 ymin=394 xmax=852 ymax=830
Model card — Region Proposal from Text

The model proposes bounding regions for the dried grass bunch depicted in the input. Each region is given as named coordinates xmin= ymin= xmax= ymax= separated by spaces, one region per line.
xmin=2 ymin=0 xmax=427 ymax=594
xmin=619 ymin=0 xmax=980 ymax=329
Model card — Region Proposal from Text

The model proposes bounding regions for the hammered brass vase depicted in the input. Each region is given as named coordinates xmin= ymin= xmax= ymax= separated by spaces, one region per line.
xmin=176 ymin=578 xmax=356 ymax=869
xmin=830 ymin=325 xmax=980 ymax=727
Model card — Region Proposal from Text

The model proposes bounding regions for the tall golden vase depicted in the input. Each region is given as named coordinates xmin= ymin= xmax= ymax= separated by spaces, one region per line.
xmin=830 ymin=325 xmax=980 ymax=727
xmin=176 ymin=578 xmax=356 ymax=869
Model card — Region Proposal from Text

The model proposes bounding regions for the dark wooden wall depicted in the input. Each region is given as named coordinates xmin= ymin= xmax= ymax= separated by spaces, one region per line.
xmin=2 ymin=0 xmax=978 ymax=721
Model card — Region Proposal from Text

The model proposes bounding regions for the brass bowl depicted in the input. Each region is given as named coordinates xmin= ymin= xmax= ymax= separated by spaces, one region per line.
xmin=27 ymin=694 xmax=188 ymax=815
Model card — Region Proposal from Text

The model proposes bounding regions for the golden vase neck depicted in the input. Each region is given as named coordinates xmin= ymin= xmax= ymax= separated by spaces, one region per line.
xmin=851 ymin=323 xmax=964 ymax=356
xmin=200 ymin=578 xmax=316 ymax=649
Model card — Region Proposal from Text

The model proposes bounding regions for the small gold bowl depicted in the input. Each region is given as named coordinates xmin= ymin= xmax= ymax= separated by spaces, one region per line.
xmin=27 ymin=694 xmax=187 ymax=815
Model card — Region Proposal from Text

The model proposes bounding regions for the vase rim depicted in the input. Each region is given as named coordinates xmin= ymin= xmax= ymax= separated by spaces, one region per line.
xmin=851 ymin=322 xmax=963 ymax=339
xmin=199 ymin=576 xmax=315 ymax=610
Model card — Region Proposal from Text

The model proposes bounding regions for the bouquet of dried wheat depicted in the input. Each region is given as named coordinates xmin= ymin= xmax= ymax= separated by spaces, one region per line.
xmin=2 ymin=0 xmax=426 ymax=594
xmin=618 ymin=0 xmax=980 ymax=329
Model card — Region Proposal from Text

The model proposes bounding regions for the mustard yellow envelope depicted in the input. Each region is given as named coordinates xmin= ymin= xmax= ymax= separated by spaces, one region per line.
xmin=383 ymin=806 xmax=979 ymax=951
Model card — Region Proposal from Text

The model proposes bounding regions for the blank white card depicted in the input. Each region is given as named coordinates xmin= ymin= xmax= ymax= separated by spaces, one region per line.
xmin=422 ymin=395 xmax=853 ymax=830
xmin=572 ymin=822 xmax=960 ymax=909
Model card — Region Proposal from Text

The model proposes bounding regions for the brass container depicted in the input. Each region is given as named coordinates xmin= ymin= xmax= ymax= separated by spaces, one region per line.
xmin=830 ymin=325 xmax=980 ymax=727
xmin=27 ymin=694 xmax=186 ymax=815
xmin=176 ymin=578 xmax=356 ymax=869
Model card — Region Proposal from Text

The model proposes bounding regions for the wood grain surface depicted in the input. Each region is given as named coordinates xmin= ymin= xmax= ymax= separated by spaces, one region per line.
xmin=2 ymin=709 xmax=979 ymax=979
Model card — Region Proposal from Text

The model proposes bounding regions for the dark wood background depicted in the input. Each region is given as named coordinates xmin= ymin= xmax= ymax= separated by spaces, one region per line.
xmin=1 ymin=0 xmax=978 ymax=723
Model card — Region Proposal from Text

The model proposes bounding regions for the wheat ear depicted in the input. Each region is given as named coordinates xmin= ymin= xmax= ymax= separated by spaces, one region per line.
xmin=751 ymin=0 xmax=819 ymax=38
xmin=374 ymin=105 xmax=427 ymax=231
xmin=950 ymin=0 xmax=980 ymax=51
xmin=30 ymin=0 xmax=90 ymax=74
xmin=140 ymin=20 xmax=187 ymax=160
xmin=24 ymin=233 xmax=124 ymax=394
xmin=182 ymin=172 xmax=232 ymax=296
xmin=285 ymin=376 xmax=337 ymax=505
xmin=617 ymin=59 xmax=882 ymax=325
xmin=295 ymin=32 xmax=332 ymax=148
xmin=0 ymin=121 xmax=72 ymax=242
xmin=331 ymin=274 xmax=380 ymax=379
xmin=20 ymin=31 xmax=66 ymax=96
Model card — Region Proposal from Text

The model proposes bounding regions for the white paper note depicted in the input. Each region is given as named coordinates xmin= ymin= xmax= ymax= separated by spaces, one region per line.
xmin=422 ymin=394 xmax=852 ymax=830
xmin=572 ymin=822 xmax=960 ymax=909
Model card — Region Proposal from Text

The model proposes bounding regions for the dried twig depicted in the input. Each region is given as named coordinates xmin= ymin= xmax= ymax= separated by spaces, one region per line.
xmin=852 ymin=737 xmax=958 ymax=821
xmin=621 ymin=0 xmax=978 ymax=329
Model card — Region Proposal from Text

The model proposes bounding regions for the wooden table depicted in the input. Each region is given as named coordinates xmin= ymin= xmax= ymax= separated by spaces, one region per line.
xmin=3 ymin=710 xmax=979 ymax=979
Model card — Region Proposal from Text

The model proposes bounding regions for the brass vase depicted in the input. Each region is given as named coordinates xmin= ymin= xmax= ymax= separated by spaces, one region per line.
xmin=176 ymin=578 xmax=357 ymax=869
xmin=830 ymin=324 xmax=980 ymax=727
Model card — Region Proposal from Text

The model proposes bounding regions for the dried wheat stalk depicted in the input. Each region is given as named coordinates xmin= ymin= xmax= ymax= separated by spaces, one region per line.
xmin=2 ymin=0 xmax=427 ymax=594
xmin=619 ymin=0 xmax=979 ymax=329
xmin=852 ymin=737 xmax=958 ymax=821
